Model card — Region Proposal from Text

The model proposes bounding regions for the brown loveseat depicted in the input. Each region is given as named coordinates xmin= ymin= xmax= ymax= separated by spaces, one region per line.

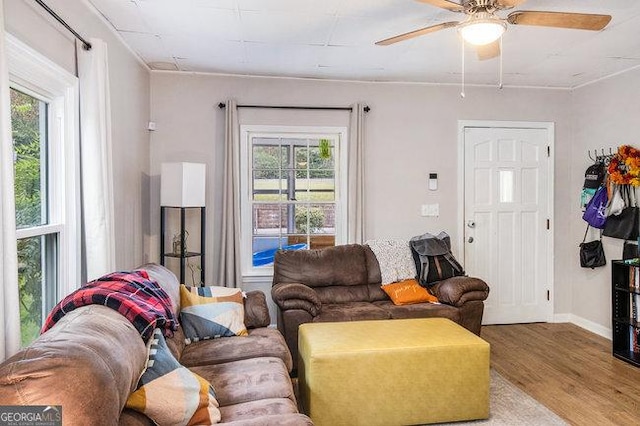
xmin=0 ymin=264 xmax=312 ymax=425
xmin=272 ymin=244 xmax=490 ymax=370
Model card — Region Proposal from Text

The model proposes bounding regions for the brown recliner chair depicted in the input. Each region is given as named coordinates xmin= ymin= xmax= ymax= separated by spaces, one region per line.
xmin=271 ymin=243 xmax=490 ymax=370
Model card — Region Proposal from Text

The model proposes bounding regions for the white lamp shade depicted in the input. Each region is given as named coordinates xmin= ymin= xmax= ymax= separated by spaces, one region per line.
xmin=161 ymin=162 xmax=206 ymax=207
xmin=459 ymin=21 xmax=505 ymax=45
xmin=458 ymin=12 xmax=506 ymax=46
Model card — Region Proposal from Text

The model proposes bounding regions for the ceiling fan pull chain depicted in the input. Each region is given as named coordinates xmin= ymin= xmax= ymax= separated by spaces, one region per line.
xmin=499 ymin=35 xmax=503 ymax=89
xmin=461 ymin=40 xmax=466 ymax=98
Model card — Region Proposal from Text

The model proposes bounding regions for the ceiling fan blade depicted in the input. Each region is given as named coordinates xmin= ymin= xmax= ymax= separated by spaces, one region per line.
xmin=495 ymin=0 xmax=527 ymax=9
xmin=507 ymin=11 xmax=611 ymax=31
xmin=376 ymin=22 xmax=459 ymax=46
xmin=476 ymin=40 xmax=501 ymax=61
xmin=415 ymin=0 xmax=464 ymax=12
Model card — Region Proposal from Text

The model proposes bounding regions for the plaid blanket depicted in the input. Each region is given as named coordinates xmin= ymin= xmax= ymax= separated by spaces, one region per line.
xmin=42 ymin=270 xmax=178 ymax=343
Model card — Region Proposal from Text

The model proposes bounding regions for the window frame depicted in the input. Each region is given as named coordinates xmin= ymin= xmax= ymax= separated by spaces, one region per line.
xmin=7 ymin=34 xmax=80 ymax=315
xmin=240 ymin=125 xmax=348 ymax=277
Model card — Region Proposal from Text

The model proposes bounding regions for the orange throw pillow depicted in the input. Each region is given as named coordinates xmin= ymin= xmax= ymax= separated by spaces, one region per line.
xmin=381 ymin=279 xmax=439 ymax=306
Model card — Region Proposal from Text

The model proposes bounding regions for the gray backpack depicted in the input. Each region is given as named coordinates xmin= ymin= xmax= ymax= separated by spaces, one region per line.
xmin=410 ymin=231 xmax=465 ymax=286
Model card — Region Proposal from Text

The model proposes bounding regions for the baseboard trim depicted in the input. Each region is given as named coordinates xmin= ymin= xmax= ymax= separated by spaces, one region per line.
xmin=552 ymin=313 xmax=571 ymax=323
xmin=554 ymin=314 xmax=612 ymax=340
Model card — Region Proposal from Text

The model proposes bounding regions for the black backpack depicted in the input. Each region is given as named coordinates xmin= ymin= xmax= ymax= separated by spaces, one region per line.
xmin=410 ymin=231 xmax=465 ymax=286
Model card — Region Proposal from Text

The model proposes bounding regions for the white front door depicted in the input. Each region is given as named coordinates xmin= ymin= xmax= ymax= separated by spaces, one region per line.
xmin=461 ymin=122 xmax=553 ymax=324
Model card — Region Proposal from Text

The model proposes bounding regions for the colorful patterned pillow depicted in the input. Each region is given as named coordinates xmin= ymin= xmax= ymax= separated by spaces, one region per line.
xmin=381 ymin=279 xmax=439 ymax=305
xmin=126 ymin=329 xmax=221 ymax=425
xmin=180 ymin=285 xmax=248 ymax=344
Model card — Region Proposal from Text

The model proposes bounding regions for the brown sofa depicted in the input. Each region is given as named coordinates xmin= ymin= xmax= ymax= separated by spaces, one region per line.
xmin=0 ymin=264 xmax=312 ymax=426
xmin=272 ymin=244 xmax=490 ymax=370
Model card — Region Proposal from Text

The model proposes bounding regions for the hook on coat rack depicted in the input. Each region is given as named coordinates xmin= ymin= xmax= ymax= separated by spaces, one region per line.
xmin=588 ymin=147 xmax=617 ymax=164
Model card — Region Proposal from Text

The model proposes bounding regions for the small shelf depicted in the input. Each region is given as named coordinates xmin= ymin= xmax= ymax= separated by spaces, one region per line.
xmin=163 ymin=251 xmax=202 ymax=258
xmin=613 ymin=317 xmax=640 ymax=328
xmin=614 ymin=285 xmax=640 ymax=295
xmin=612 ymin=260 xmax=640 ymax=367
xmin=613 ymin=349 xmax=640 ymax=368
xmin=160 ymin=206 xmax=205 ymax=285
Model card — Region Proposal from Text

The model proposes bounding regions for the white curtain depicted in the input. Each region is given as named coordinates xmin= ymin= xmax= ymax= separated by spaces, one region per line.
xmin=0 ymin=0 xmax=22 ymax=360
xmin=217 ymin=100 xmax=242 ymax=287
xmin=77 ymin=39 xmax=115 ymax=281
xmin=347 ymin=103 xmax=366 ymax=243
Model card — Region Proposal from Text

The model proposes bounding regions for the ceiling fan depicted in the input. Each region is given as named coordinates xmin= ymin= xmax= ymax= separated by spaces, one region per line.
xmin=376 ymin=0 xmax=612 ymax=60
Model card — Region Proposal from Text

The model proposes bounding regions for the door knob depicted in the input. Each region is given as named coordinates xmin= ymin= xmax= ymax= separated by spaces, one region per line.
xmin=467 ymin=221 xmax=476 ymax=228
xmin=468 ymin=237 xmax=474 ymax=243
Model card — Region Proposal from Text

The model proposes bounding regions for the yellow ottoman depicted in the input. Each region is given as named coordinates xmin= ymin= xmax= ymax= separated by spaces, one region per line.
xmin=298 ymin=318 xmax=490 ymax=426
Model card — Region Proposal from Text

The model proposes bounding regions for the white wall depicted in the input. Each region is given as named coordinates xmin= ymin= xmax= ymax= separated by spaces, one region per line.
xmin=4 ymin=0 xmax=151 ymax=270
xmin=149 ymin=72 xmax=574 ymax=320
xmin=569 ymin=68 xmax=640 ymax=335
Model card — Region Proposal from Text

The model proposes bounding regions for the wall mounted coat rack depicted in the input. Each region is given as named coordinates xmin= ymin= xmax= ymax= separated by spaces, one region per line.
xmin=588 ymin=147 xmax=615 ymax=164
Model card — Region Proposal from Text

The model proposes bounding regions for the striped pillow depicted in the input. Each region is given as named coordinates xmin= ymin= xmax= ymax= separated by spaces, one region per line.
xmin=179 ymin=285 xmax=248 ymax=344
xmin=126 ymin=329 xmax=220 ymax=425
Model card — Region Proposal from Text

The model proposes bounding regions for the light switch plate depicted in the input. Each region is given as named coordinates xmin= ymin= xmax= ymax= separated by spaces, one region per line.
xmin=421 ymin=204 xmax=439 ymax=217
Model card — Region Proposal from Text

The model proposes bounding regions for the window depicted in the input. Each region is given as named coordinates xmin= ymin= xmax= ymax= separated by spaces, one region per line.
xmin=241 ymin=126 xmax=347 ymax=275
xmin=8 ymin=35 xmax=79 ymax=346
xmin=11 ymin=89 xmax=56 ymax=345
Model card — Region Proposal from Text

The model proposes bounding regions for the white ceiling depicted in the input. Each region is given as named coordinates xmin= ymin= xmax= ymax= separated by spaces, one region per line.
xmin=87 ymin=0 xmax=640 ymax=88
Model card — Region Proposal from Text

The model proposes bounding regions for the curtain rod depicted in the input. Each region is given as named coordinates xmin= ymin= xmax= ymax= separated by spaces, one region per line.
xmin=35 ymin=0 xmax=92 ymax=50
xmin=217 ymin=103 xmax=370 ymax=113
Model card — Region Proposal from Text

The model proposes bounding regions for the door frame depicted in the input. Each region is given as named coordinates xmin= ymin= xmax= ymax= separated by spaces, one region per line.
xmin=457 ymin=120 xmax=555 ymax=322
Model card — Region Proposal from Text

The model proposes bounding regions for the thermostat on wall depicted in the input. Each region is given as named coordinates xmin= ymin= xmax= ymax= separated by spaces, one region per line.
xmin=429 ymin=173 xmax=438 ymax=191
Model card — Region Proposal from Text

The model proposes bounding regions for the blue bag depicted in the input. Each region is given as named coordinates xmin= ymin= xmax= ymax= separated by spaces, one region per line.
xmin=582 ymin=186 xmax=608 ymax=229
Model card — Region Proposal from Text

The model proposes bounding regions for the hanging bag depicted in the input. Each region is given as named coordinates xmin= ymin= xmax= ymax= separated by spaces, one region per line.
xmin=582 ymin=186 xmax=608 ymax=229
xmin=579 ymin=225 xmax=606 ymax=268
xmin=623 ymin=240 xmax=639 ymax=260
xmin=603 ymin=185 xmax=640 ymax=240
xmin=607 ymin=184 xmax=625 ymax=217
xmin=410 ymin=231 xmax=465 ymax=286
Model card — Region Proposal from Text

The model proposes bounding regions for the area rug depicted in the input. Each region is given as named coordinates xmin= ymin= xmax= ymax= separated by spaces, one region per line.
xmin=439 ymin=369 xmax=567 ymax=425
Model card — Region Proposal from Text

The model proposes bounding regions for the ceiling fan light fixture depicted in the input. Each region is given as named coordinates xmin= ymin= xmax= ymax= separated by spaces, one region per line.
xmin=458 ymin=13 xmax=507 ymax=46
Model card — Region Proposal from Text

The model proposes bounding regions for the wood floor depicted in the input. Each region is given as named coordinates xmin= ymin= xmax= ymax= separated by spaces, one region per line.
xmin=482 ymin=323 xmax=640 ymax=426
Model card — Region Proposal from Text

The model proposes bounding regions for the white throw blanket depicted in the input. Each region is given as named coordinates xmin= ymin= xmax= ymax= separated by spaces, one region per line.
xmin=365 ymin=239 xmax=417 ymax=285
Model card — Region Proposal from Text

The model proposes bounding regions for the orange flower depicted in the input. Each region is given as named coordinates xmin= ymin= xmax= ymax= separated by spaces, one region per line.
xmin=608 ymin=158 xmax=619 ymax=174
xmin=608 ymin=145 xmax=640 ymax=186
xmin=626 ymin=156 xmax=640 ymax=167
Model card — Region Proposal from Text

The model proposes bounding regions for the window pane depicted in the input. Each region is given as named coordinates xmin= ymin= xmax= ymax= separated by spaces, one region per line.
xmin=499 ymin=170 xmax=515 ymax=203
xmin=253 ymin=203 xmax=284 ymax=234
xmin=11 ymin=89 xmax=48 ymax=229
xmin=309 ymin=143 xmax=334 ymax=170
xmin=251 ymin=203 xmax=293 ymax=267
xmin=310 ymin=204 xmax=335 ymax=234
xmin=287 ymin=234 xmax=335 ymax=250
xmin=18 ymin=234 xmax=57 ymax=347
xmin=252 ymin=171 xmax=287 ymax=201
xmin=295 ymin=145 xmax=309 ymax=169
xmin=280 ymin=145 xmax=291 ymax=168
xmin=293 ymin=204 xmax=335 ymax=234
xmin=252 ymin=236 xmax=284 ymax=267
xmin=308 ymin=171 xmax=335 ymax=202
xmin=293 ymin=169 xmax=310 ymax=199
xmin=294 ymin=167 xmax=309 ymax=182
xmin=252 ymin=142 xmax=284 ymax=170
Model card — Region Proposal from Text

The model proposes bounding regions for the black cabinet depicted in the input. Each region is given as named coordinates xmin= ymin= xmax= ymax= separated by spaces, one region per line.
xmin=160 ymin=206 xmax=205 ymax=285
xmin=612 ymin=260 xmax=640 ymax=367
